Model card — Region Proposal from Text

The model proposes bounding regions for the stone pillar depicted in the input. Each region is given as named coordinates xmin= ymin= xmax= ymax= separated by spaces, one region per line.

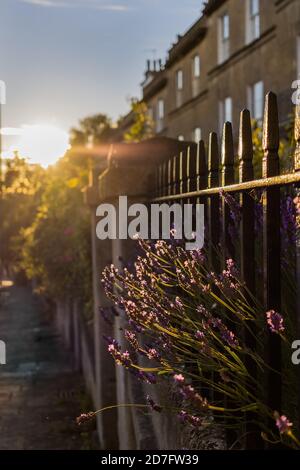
xmin=97 ymin=163 xmax=160 ymax=450
xmin=85 ymin=165 xmax=119 ymax=450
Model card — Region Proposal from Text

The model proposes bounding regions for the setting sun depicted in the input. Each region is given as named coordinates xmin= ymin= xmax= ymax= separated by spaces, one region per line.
xmin=15 ymin=124 xmax=69 ymax=167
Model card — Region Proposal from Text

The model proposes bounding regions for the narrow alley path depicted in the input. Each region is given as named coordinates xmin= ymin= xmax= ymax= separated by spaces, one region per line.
xmin=0 ymin=285 xmax=94 ymax=450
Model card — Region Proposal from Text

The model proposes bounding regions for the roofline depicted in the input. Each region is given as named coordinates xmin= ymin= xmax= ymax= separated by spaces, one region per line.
xmin=143 ymin=73 xmax=168 ymax=101
xmin=166 ymin=16 xmax=207 ymax=68
xmin=202 ymin=0 xmax=227 ymax=16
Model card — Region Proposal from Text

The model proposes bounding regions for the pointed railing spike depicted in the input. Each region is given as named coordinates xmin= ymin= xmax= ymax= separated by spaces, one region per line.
xmin=221 ymin=121 xmax=234 ymax=186
xmin=262 ymin=92 xmax=279 ymax=178
xmin=208 ymin=132 xmax=219 ymax=189
xmin=238 ymin=109 xmax=254 ymax=182
xmin=295 ymin=104 xmax=300 ymax=171
xmin=197 ymin=140 xmax=207 ymax=191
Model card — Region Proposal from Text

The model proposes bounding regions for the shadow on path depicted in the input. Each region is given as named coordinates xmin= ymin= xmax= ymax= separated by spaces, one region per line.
xmin=0 ymin=285 xmax=94 ymax=450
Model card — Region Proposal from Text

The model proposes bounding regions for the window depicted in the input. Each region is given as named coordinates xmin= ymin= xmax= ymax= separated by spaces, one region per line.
xmin=193 ymin=55 xmax=201 ymax=78
xmin=194 ymin=127 xmax=202 ymax=143
xmin=178 ymin=135 xmax=185 ymax=141
xmin=148 ymin=106 xmax=154 ymax=121
xmin=218 ymin=13 xmax=230 ymax=63
xmin=176 ymin=69 xmax=183 ymax=90
xmin=219 ymin=97 xmax=232 ymax=132
xmin=246 ymin=0 xmax=260 ymax=43
xmin=248 ymin=81 xmax=264 ymax=121
xmin=156 ymin=99 xmax=164 ymax=133
xmin=157 ymin=99 xmax=164 ymax=120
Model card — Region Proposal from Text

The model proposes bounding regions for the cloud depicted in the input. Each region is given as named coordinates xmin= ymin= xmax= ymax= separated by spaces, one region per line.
xmin=21 ymin=0 xmax=66 ymax=6
xmin=0 ymin=127 xmax=24 ymax=136
xmin=20 ymin=0 xmax=131 ymax=11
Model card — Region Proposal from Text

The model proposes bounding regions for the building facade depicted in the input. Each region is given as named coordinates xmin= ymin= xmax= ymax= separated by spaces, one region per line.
xmin=139 ymin=0 xmax=300 ymax=144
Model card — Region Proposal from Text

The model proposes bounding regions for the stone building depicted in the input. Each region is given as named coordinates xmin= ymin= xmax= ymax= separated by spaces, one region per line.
xmin=122 ymin=0 xmax=300 ymax=143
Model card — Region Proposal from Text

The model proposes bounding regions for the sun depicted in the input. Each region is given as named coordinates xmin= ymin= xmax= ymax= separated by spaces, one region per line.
xmin=16 ymin=124 xmax=70 ymax=167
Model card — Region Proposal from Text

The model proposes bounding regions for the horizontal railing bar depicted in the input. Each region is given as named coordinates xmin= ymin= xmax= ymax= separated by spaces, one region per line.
xmin=152 ymin=171 xmax=300 ymax=202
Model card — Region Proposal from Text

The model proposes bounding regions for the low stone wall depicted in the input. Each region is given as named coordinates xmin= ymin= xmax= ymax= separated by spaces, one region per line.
xmin=54 ymin=300 xmax=96 ymax=408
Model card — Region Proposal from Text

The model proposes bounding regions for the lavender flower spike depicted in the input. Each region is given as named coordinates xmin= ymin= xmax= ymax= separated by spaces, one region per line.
xmin=266 ymin=310 xmax=285 ymax=334
xmin=275 ymin=412 xmax=293 ymax=435
xmin=174 ymin=374 xmax=185 ymax=384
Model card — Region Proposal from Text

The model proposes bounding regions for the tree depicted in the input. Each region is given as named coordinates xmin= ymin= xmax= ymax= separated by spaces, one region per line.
xmin=70 ymin=113 xmax=113 ymax=146
xmin=124 ymin=98 xmax=154 ymax=143
xmin=20 ymin=150 xmax=92 ymax=305
xmin=0 ymin=153 xmax=45 ymax=277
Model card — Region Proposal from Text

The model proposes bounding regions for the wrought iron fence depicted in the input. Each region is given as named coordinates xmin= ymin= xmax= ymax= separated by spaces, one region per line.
xmin=152 ymin=92 xmax=300 ymax=448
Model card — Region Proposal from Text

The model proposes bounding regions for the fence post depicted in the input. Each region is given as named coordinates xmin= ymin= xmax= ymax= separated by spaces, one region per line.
xmin=167 ymin=159 xmax=172 ymax=197
xmin=172 ymin=154 xmax=180 ymax=196
xmin=179 ymin=150 xmax=185 ymax=195
xmin=221 ymin=122 xmax=235 ymax=258
xmin=295 ymin=104 xmax=300 ymax=172
xmin=238 ymin=109 xmax=260 ymax=448
xmin=262 ymin=92 xmax=282 ymax=425
xmin=207 ymin=132 xmax=220 ymax=269
xmin=197 ymin=140 xmax=208 ymax=192
xmin=294 ymin=103 xmax=300 ymax=435
xmin=157 ymin=164 xmax=162 ymax=198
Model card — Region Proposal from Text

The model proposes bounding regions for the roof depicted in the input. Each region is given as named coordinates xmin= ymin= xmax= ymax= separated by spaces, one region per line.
xmin=142 ymin=71 xmax=168 ymax=101
xmin=203 ymin=0 xmax=226 ymax=16
xmin=166 ymin=16 xmax=207 ymax=67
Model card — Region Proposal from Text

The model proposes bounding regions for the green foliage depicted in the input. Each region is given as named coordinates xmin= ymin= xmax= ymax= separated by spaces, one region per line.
xmin=124 ymin=98 xmax=154 ymax=143
xmin=252 ymin=118 xmax=294 ymax=178
xmin=70 ymin=113 xmax=113 ymax=146
xmin=20 ymin=151 xmax=92 ymax=305
xmin=0 ymin=153 xmax=45 ymax=273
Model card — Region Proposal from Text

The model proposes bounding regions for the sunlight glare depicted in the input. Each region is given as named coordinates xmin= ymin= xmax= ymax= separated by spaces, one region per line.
xmin=16 ymin=124 xmax=69 ymax=167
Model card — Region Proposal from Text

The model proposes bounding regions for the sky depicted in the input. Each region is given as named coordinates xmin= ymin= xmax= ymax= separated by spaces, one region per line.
xmin=0 ymin=0 xmax=204 ymax=160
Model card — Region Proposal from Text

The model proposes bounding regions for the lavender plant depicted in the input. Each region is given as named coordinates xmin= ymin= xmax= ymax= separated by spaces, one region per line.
xmin=99 ymin=234 xmax=299 ymax=449
xmin=76 ymin=193 xmax=300 ymax=449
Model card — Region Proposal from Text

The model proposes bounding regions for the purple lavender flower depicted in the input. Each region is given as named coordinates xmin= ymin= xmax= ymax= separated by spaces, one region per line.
xmin=76 ymin=412 xmax=96 ymax=425
xmin=275 ymin=413 xmax=293 ymax=434
xmin=146 ymin=395 xmax=162 ymax=413
xmin=266 ymin=310 xmax=285 ymax=334
xmin=196 ymin=305 xmax=210 ymax=318
xmin=180 ymin=384 xmax=195 ymax=399
xmin=128 ymin=319 xmax=145 ymax=333
xmin=135 ymin=370 xmax=157 ymax=384
xmin=195 ymin=331 xmax=205 ymax=340
xmin=178 ymin=410 xmax=188 ymax=422
xmin=293 ymin=194 xmax=300 ymax=216
xmin=174 ymin=374 xmax=185 ymax=384
xmin=147 ymin=348 xmax=161 ymax=361
xmin=108 ymin=342 xmax=132 ymax=367
xmin=220 ymin=190 xmax=241 ymax=225
xmin=124 ymin=330 xmax=139 ymax=350
xmin=175 ymin=297 xmax=184 ymax=309
xmin=190 ymin=249 xmax=206 ymax=264
xmin=177 ymin=410 xmax=202 ymax=428
xmin=220 ymin=326 xmax=239 ymax=347
xmin=179 ymin=384 xmax=209 ymax=410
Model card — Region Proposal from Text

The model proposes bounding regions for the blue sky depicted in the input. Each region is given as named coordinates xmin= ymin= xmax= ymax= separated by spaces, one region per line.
xmin=0 ymin=0 xmax=204 ymax=151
